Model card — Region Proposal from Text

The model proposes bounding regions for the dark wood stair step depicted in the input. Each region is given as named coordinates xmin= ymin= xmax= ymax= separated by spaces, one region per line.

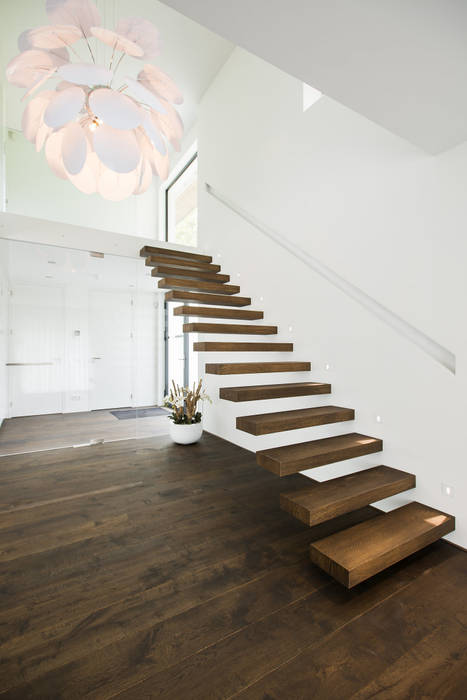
xmin=159 ymin=278 xmax=240 ymax=295
xmin=165 ymin=291 xmax=251 ymax=307
xmin=281 ymin=465 xmax=415 ymax=527
xmin=194 ymin=342 xmax=293 ymax=352
xmin=146 ymin=256 xmax=221 ymax=272
xmin=151 ymin=266 xmax=230 ymax=283
xmin=140 ymin=245 xmax=212 ymax=263
xmin=174 ymin=306 xmax=263 ymax=320
xmin=184 ymin=323 xmax=277 ymax=335
xmin=256 ymin=433 xmax=383 ymax=477
xmin=237 ymin=405 xmax=354 ymax=436
xmin=219 ymin=382 xmax=331 ymax=402
xmin=309 ymin=501 xmax=455 ymax=588
xmin=206 ymin=361 xmax=311 ymax=375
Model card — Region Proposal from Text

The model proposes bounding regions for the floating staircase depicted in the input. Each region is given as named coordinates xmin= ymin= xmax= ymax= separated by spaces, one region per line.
xmin=280 ymin=466 xmax=415 ymax=527
xmin=219 ymin=382 xmax=331 ymax=401
xmin=184 ymin=323 xmax=277 ymax=335
xmin=256 ymin=433 xmax=382 ymax=476
xmin=194 ymin=342 xmax=293 ymax=352
xmin=151 ymin=265 xmax=230 ymax=283
xmin=146 ymin=256 xmax=222 ymax=272
xmin=141 ymin=244 xmax=455 ymax=588
xmin=158 ymin=278 xmax=240 ymax=295
xmin=174 ymin=306 xmax=264 ymax=320
xmin=205 ymin=361 xmax=311 ymax=375
xmin=309 ymin=502 xmax=455 ymax=587
xmin=165 ymin=290 xmax=251 ymax=306
xmin=237 ymin=406 xmax=355 ymax=436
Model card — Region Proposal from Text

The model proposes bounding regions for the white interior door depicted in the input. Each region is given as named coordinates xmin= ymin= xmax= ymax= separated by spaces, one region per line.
xmin=8 ymin=284 xmax=64 ymax=417
xmin=89 ymin=290 xmax=133 ymax=410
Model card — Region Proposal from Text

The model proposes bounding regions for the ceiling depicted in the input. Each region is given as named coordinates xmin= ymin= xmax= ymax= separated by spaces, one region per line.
xmin=159 ymin=0 xmax=467 ymax=154
xmin=1 ymin=0 xmax=234 ymax=133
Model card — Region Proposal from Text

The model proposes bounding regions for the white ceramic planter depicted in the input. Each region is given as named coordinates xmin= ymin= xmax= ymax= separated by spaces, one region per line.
xmin=169 ymin=421 xmax=203 ymax=445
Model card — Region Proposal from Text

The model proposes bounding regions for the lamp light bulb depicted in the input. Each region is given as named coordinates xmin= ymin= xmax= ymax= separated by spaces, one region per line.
xmin=89 ymin=117 xmax=103 ymax=131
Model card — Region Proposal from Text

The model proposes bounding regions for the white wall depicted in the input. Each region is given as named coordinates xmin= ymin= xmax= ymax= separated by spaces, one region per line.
xmin=196 ymin=48 xmax=467 ymax=547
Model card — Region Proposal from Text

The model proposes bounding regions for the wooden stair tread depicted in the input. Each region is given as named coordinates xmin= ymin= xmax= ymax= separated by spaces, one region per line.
xmin=237 ymin=405 xmax=354 ymax=435
xmin=159 ymin=278 xmax=240 ymax=295
xmin=151 ymin=266 xmax=230 ymax=283
xmin=140 ymin=245 xmax=212 ymax=263
xmin=219 ymin=382 xmax=331 ymax=402
xmin=206 ymin=361 xmax=311 ymax=375
xmin=146 ymin=256 xmax=221 ymax=272
xmin=165 ymin=291 xmax=251 ymax=307
xmin=256 ymin=432 xmax=383 ymax=477
xmin=184 ymin=323 xmax=277 ymax=335
xmin=281 ymin=465 xmax=415 ymax=527
xmin=194 ymin=342 xmax=293 ymax=352
xmin=309 ymin=501 xmax=455 ymax=588
xmin=174 ymin=306 xmax=263 ymax=320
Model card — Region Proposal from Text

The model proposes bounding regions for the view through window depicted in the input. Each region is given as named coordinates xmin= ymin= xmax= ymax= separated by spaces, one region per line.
xmin=166 ymin=155 xmax=198 ymax=247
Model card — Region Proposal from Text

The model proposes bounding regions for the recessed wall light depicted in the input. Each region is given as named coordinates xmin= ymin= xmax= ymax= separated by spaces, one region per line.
xmin=442 ymin=483 xmax=454 ymax=498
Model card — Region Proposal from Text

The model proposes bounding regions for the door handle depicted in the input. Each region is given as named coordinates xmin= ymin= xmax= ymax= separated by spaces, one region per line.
xmin=6 ymin=362 xmax=54 ymax=366
xmin=91 ymin=357 xmax=102 ymax=360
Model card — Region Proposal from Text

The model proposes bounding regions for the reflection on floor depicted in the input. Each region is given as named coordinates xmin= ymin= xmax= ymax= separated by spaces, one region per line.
xmin=0 ymin=408 xmax=171 ymax=456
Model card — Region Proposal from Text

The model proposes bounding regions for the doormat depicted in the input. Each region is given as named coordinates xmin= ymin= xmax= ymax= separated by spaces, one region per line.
xmin=110 ymin=407 xmax=169 ymax=420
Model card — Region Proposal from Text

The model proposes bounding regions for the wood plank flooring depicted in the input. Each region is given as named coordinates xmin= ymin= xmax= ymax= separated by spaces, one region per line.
xmin=0 ymin=432 xmax=465 ymax=698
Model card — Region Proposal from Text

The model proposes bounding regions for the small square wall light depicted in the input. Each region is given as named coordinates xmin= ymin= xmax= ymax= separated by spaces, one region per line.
xmin=303 ymin=83 xmax=323 ymax=112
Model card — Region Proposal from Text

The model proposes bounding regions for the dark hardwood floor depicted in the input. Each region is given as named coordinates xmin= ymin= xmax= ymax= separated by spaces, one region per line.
xmin=0 ymin=432 xmax=465 ymax=699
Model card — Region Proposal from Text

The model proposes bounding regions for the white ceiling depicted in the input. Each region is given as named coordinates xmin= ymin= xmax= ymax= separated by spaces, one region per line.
xmin=1 ymin=0 xmax=234 ymax=133
xmin=159 ymin=0 xmax=467 ymax=154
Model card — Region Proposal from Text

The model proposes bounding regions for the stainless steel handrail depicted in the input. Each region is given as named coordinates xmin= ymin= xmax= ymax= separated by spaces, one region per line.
xmin=205 ymin=181 xmax=456 ymax=374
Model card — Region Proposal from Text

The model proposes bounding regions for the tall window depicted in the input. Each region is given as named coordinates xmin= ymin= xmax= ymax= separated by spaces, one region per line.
xmin=164 ymin=152 xmax=199 ymax=395
xmin=165 ymin=155 xmax=198 ymax=247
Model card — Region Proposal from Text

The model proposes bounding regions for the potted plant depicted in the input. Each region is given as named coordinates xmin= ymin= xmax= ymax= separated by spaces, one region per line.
xmin=163 ymin=379 xmax=211 ymax=445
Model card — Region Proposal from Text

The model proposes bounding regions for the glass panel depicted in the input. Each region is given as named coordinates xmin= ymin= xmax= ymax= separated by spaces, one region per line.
xmin=4 ymin=129 xmax=158 ymax=238
xmin=166 ymin=156 xmax=198 ymax=247
xmin=166 ymin=305 xmax=187 ymax=392
xmin=0 ymin=238 xmax=170 ymax=456
xmin=164 ymin=305 xmax=199 ymax=398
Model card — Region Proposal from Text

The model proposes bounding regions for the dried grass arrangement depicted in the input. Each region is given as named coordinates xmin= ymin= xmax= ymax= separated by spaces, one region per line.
xmin=163 ymin=379 xmax=211 ymax=424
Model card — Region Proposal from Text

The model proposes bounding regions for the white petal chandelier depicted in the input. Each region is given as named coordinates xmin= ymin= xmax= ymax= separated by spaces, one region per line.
xmin=6 ymin=0 xmax=184 ymax=201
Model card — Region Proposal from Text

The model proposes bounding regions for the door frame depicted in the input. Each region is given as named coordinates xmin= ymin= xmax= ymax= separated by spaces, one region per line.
xmin=161 ymin=143 xmax=198 ymax=395
xmin=164 ymin=302 xmax=189 ymax=396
